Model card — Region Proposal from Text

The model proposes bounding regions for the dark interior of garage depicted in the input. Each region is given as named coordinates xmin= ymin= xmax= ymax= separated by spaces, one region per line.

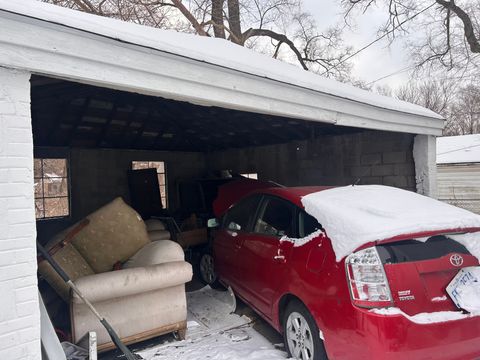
xmin=30 ymin=74 xmax=371 ymax=242
xmin=31 ymin=74 xmax=418 ymax=354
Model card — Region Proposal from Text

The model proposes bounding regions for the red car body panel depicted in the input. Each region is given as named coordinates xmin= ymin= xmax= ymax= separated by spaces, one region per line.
xmin=212 ymin=185 xmax=480 ymax=360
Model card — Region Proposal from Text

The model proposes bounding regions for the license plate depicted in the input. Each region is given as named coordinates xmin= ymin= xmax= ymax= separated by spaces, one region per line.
xmin=446 ymin=266 xmax=480 ymax=310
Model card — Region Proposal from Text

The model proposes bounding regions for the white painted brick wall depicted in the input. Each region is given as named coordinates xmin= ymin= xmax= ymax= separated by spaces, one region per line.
xmin=413 ymin=134 xmax=438 ymax=198
xmin=0 ymin=67 xmax=41 ymax=359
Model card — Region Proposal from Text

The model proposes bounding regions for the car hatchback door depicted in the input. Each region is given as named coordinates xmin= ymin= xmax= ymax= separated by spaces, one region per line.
xmin=376 ymin=235 xmax=480 ymax=314
xmin=238 ymin=196 xmax=296 ymax=317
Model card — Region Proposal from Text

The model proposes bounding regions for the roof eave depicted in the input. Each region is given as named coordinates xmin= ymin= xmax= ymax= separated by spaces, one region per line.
xmin=0 ymin=9 xmax=444 ymax=136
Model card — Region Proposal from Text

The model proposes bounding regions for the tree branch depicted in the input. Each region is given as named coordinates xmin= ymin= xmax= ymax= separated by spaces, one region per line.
xmin=170 ymin=0 xmax=209 ymax=36
xmin=202 ymin=19 xmax=242 ymax=43
xmin=243 ymin=28 xmax=308 ymax=70
xmin=436 ymin=0 xmax=480 ymax=53
xmin=71 ymin=0 xmax=98 ymax=13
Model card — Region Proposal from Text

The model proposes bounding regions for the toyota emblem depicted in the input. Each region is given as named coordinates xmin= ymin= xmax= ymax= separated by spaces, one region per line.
xmin=450 ymin=254 xmax=464 ymax=267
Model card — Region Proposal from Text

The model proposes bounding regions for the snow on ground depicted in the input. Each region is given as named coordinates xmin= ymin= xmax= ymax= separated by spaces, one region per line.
xmin=437 ymin=134 xmax=480 ymax=164
xmin=139 ymin=326 xmax=287 ymax=360
xmin=301 ymin=185 xmax=480 ymax=261
xmin=1 ymin=1 xmax=441 ymax=120
xmin=371 ymin=307 xmax=480 ymax=324
xmin=138 ymin=286 xmax=287 ymax=360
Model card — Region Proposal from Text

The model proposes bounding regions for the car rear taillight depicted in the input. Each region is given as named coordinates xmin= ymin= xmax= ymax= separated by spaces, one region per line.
xmin=346 ymin=246 xmax=392 ymax=308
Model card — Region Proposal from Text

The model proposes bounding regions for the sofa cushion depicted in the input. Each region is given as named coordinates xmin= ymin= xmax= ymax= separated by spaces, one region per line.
xmin=123 ymin=240 xmax=185 ymax=268
xmin=147 ymin=230 xmax=171 ymax=242
xmin=71 ymin=197 xmax=150 ymax=273
xmin=38 ymin=243 xmax=94 ymax=301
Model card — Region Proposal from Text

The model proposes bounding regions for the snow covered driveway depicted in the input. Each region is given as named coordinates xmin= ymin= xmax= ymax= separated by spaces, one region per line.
xmin=138 ymin=286 xmax=288 ymax=360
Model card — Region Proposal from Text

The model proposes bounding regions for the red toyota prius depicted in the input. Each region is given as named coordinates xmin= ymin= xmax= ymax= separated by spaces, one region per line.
xmin=204 ymin=183 xmax=480 ymax=360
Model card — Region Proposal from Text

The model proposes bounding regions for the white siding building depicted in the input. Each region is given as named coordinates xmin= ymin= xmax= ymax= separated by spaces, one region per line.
xmin=437 ymin=134 xmax=480 ymax=214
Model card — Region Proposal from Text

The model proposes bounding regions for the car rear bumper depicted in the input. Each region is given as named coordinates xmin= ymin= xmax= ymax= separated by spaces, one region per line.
xmin=356 ymin=308 xmax=480 ymax=360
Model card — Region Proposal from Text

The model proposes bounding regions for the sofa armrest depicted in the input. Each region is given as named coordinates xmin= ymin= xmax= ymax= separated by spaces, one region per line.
xmin=72 ymin=261 xmax=192 ymax=304
xmin=123 ymin=240 xmax=184 ymax=268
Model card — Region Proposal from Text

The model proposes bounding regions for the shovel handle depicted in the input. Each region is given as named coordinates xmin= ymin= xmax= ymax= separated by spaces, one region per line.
xmin=36 ymin=242 xmax=141 ymax=360
xmin=36 ymin=242 xmax=70 ymax=283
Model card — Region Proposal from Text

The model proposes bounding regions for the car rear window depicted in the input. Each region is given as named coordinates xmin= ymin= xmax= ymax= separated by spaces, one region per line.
xmin=298 ymin=211 xmax=322 ymax=238
xmin=376 ymin=235 xmax=471 ymax=264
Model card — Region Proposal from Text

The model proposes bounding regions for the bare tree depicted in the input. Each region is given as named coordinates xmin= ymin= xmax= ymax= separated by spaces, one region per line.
xmin=341 ymin=0 xmax=480 ymax=78
xmin=391 ymin=79 xmax=480 ymax=136
xmin=395 ymin=80 xmax=454 ymax=134
xmin=44 ymin=0 xmax=353 ymax=78
xmin=448 ymin=84 xmax=480 ymax=135
xmin=396 ymin=80 xmax=453 ymax=117
xmin=375 ymin=84 xmax=393 ymax=96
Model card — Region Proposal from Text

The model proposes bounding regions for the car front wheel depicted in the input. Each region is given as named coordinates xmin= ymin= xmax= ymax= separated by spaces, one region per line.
xmin=283 ymin=301 xmax=327 ymax=360
xmin=198 ymin=251 xmax=223 ymax=289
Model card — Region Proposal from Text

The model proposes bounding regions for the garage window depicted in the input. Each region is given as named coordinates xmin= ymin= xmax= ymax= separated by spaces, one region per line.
xmin=34 ymin=158 xmax=70 ymax=219
xmin=131 ymin=161 xmax=167 ymax=207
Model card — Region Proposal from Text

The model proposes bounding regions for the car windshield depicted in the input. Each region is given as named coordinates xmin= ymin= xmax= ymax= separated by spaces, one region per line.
xmin=376 ymin=235 xmax=471 ymax=264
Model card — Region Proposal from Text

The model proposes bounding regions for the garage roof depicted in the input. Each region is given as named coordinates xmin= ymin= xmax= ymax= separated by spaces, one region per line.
xmin=0 ymin=0 xmax=444 ymax=136
xmin=437 ymin=134 xmax=480 ymax=164
xmin=31 ymin=76 xmax=362 ymax=151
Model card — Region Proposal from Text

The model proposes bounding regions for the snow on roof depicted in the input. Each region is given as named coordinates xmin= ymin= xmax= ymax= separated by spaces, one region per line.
xmin=301 ymin=185 xmax=480 ymax=261
xmin=0 ymin=0 xmax=442 ymax=121
xmin=437 ymin=134 xmax=480 ymax=164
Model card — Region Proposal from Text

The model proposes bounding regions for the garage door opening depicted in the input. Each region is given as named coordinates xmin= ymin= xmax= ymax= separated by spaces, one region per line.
xmin=31 ymin=74 xmax=419 ymax=357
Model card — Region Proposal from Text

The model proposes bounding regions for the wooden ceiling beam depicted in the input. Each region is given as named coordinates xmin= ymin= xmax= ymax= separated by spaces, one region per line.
xmin=68 ymin=97 xmax=92 ymax=146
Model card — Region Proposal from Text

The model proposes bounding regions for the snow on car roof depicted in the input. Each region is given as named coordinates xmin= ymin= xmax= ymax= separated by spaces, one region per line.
xmin=301 ymin=185 xmax=480 ymax=261
xmin=1 ymin=0 xmax=441 ymax=120
xmin=437 ymin=134 xmax=480 ymax=164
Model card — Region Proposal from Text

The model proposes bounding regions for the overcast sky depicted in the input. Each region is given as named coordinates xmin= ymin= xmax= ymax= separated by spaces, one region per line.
xmin=303 ymin=0 xmax=410 ymax=89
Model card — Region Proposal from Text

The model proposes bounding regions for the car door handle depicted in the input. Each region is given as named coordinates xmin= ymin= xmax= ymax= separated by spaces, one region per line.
xmin=274 ymin=249 xmax=285 ymax=262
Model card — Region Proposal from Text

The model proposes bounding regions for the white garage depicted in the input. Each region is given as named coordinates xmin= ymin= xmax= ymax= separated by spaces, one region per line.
xmin=0 ymin=0 xmax=443 ymax=358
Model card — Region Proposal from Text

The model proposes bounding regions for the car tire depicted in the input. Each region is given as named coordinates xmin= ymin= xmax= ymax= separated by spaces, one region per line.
xmin=198 ymin=250 xmax=224 ymax=289
xmin=283 ymin=300 xmax=328 ymax=360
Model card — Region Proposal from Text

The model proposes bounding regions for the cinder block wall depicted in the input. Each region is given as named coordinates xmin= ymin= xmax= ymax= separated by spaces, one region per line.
xmin=0 ymin=68 xmax=41 ymax=359
xmin=35 ymin=147 xmax=207 ymax=243
xmin=207 ymin=130 xmax=416 ymax=191
xmin=69 ymin=148 xmax=206 ymax=217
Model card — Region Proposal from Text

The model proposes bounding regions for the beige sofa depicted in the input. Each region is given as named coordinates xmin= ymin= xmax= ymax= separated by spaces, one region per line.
xmin=38 ymin=198 xmax=192 ymax=352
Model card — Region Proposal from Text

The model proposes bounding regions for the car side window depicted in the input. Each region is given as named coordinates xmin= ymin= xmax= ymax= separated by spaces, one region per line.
xmin=222 ymin=195 xmax=261 ymax=232
xmin=254 ymin=197 xmax=294 ymax=237
xmin=298 ymin=211 xmax=322 ymax=238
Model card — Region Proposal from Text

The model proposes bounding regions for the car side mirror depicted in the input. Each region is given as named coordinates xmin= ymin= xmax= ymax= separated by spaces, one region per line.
xmin=207 ymin=218 xmax=220 ymax=228
xmin=228 ymin=222 xmax=241 ymax=231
